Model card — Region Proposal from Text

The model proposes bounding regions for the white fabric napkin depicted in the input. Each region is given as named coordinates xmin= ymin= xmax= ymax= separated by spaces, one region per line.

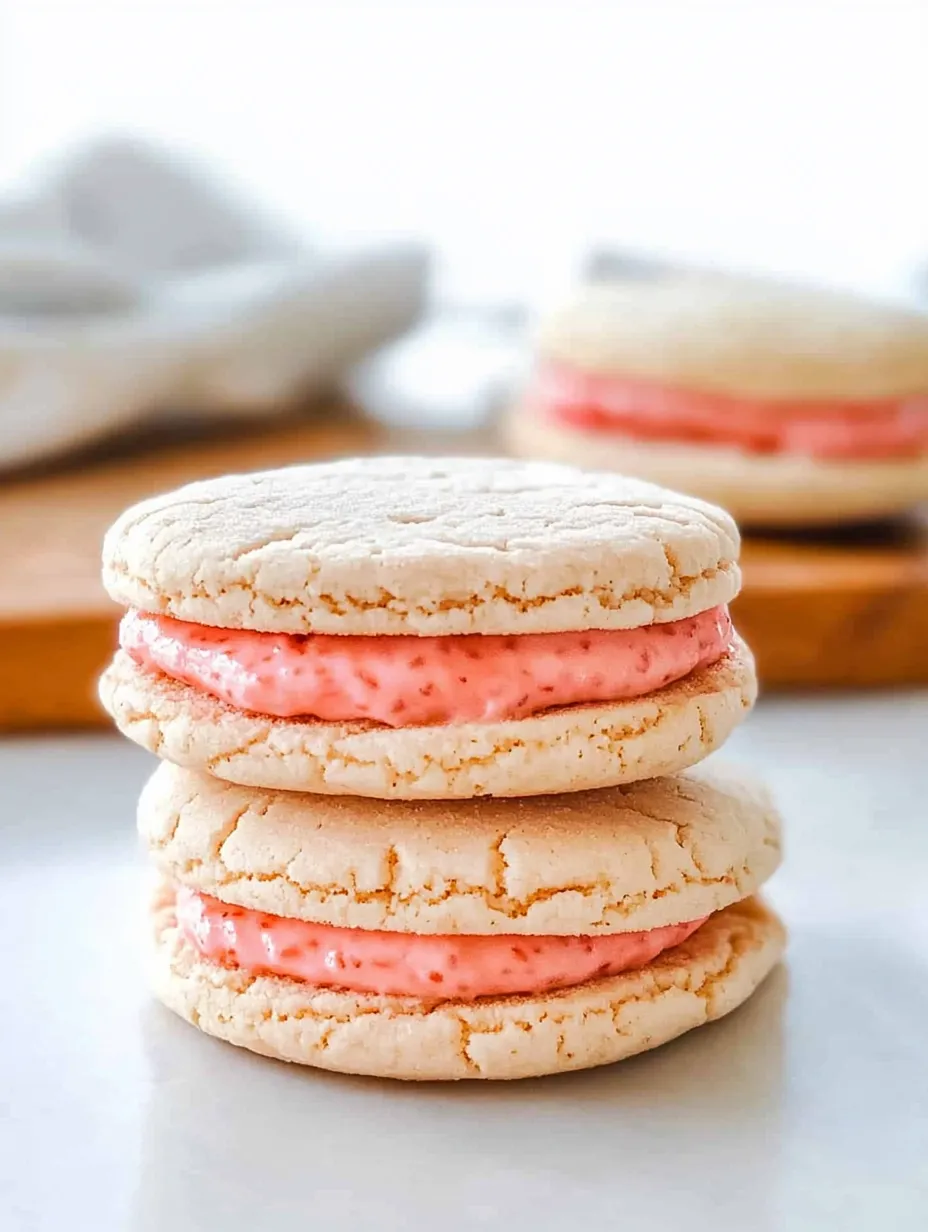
xmin=0 ymin=138 xmax=428 ymax=467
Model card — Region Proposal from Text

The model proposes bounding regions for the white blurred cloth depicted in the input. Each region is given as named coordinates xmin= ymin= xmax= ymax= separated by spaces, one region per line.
xmin=0 ymin=138 xmax=428 ymax=467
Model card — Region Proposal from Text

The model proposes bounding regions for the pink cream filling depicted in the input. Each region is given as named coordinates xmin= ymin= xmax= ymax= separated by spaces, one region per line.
xmin=176 ymin=886 xmax=707 ymax=1000
xmin=534 ymin=362 xmax=928 ymax=460
xmin=121 ymin=605 xmax=733 ymax=727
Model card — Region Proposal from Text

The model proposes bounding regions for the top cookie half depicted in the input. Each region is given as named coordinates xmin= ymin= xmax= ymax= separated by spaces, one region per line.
xmin=102 ymin=455 xmax=739 ymax=636
xmin=538 ymin=275 xmax=928 ymax=402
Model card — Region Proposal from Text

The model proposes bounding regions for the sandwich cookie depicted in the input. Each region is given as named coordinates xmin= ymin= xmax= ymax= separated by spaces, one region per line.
xmin=507 ymin=275 xmax=928 ymax=525
xmin=142 ymin=761 xmax=785 ymax=1080
xmin=99 ymin=456 xmax=755 ymax=798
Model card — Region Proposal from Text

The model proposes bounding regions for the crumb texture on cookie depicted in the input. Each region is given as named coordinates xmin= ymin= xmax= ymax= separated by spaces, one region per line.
xmin=101 ymin=456 xmax=739 ymax=635
xmin=139 ymin=756 xmax=781 ymax=935
xmin=101 ymin=635 xmax=756 ymax=799
xmin=152 ymin=893 xmax=786 ymax=1080
xmin=538 ymin=276 xmax=928 ymax=400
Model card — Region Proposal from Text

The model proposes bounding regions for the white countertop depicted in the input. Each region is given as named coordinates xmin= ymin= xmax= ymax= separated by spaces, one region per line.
xmin=2 ymin=694 xmax=927 ymax=1231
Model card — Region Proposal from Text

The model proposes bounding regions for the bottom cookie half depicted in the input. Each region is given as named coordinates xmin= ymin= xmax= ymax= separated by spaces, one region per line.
xmin=152 ymin=891 xmax=785 ymax=1080
xmin=506 ymin=403 xmax=928 ymax=527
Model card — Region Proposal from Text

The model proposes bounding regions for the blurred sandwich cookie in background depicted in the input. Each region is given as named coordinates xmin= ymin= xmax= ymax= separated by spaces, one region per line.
xmin=506 ymin=274 xmax=928 ymax=526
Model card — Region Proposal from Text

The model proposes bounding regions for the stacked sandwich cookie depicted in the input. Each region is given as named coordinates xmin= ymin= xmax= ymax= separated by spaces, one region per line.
xmin=507 ymin=274 xmax=928 ymax=526
xmin=100 ymin=456 xmax=785 ymax=1080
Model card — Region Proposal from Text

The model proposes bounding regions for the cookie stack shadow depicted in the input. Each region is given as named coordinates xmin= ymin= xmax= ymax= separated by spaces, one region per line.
xmin=99 ymin=456 xmax=785 ymax=1080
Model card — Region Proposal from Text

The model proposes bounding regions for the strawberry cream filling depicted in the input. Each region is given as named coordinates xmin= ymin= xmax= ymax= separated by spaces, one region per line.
xmin=120 ymin=605 xmax=734 ymax=727
xmin=175 ymin=886 xmax=707 ymax=1000
xmin=534 ymin=362 xmax=928 ymax=460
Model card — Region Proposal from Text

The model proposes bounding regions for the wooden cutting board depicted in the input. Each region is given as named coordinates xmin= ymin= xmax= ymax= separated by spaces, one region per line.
xmin=735 ymin=517 xmax=928 ymax=689
xmin=1 ymin=416 xmax=926 ymax=731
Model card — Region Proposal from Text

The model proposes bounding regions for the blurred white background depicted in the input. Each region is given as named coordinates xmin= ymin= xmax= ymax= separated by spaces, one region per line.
xmin=2 ymin=0 xmax=926 ymax=310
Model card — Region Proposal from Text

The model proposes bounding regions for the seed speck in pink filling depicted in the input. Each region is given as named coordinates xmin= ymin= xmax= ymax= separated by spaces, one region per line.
xmin=121 ymin=605 xmax=733 ymax=727
xmin=175 ymin=886 xmax=707 ymax=1000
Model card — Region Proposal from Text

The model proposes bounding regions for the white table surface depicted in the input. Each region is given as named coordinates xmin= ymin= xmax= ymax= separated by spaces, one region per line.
xmin=2 ymin=694 xmax=927 ymax=1232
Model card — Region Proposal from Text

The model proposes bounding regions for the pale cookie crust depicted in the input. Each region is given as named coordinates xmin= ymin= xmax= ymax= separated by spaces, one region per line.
xmin=101 ymin=455 xmax=740 ymax=635
xmin=152 ymin=890 xmax=785 ymax=1080
xmin=507 ymin=405 xmax=928 ymax=527
xmin=537 ymin=275 xmax=928 ymax=400
xmin=140 ymin=760 xmax=781 ymax=934
xmin=100 ymin=637 xmax=756 ymax=799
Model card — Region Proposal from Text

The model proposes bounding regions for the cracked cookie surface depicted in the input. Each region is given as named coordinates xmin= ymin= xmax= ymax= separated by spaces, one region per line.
xmin=151 ymin=890 xmax=785 ymax=1080
xmin=140 ymin=759 xmax=781 ymax=934
xmin=101 ymin=636 xmax=756 ymax=798
xmin=101 ymin=456 xmax=740 ymax=636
